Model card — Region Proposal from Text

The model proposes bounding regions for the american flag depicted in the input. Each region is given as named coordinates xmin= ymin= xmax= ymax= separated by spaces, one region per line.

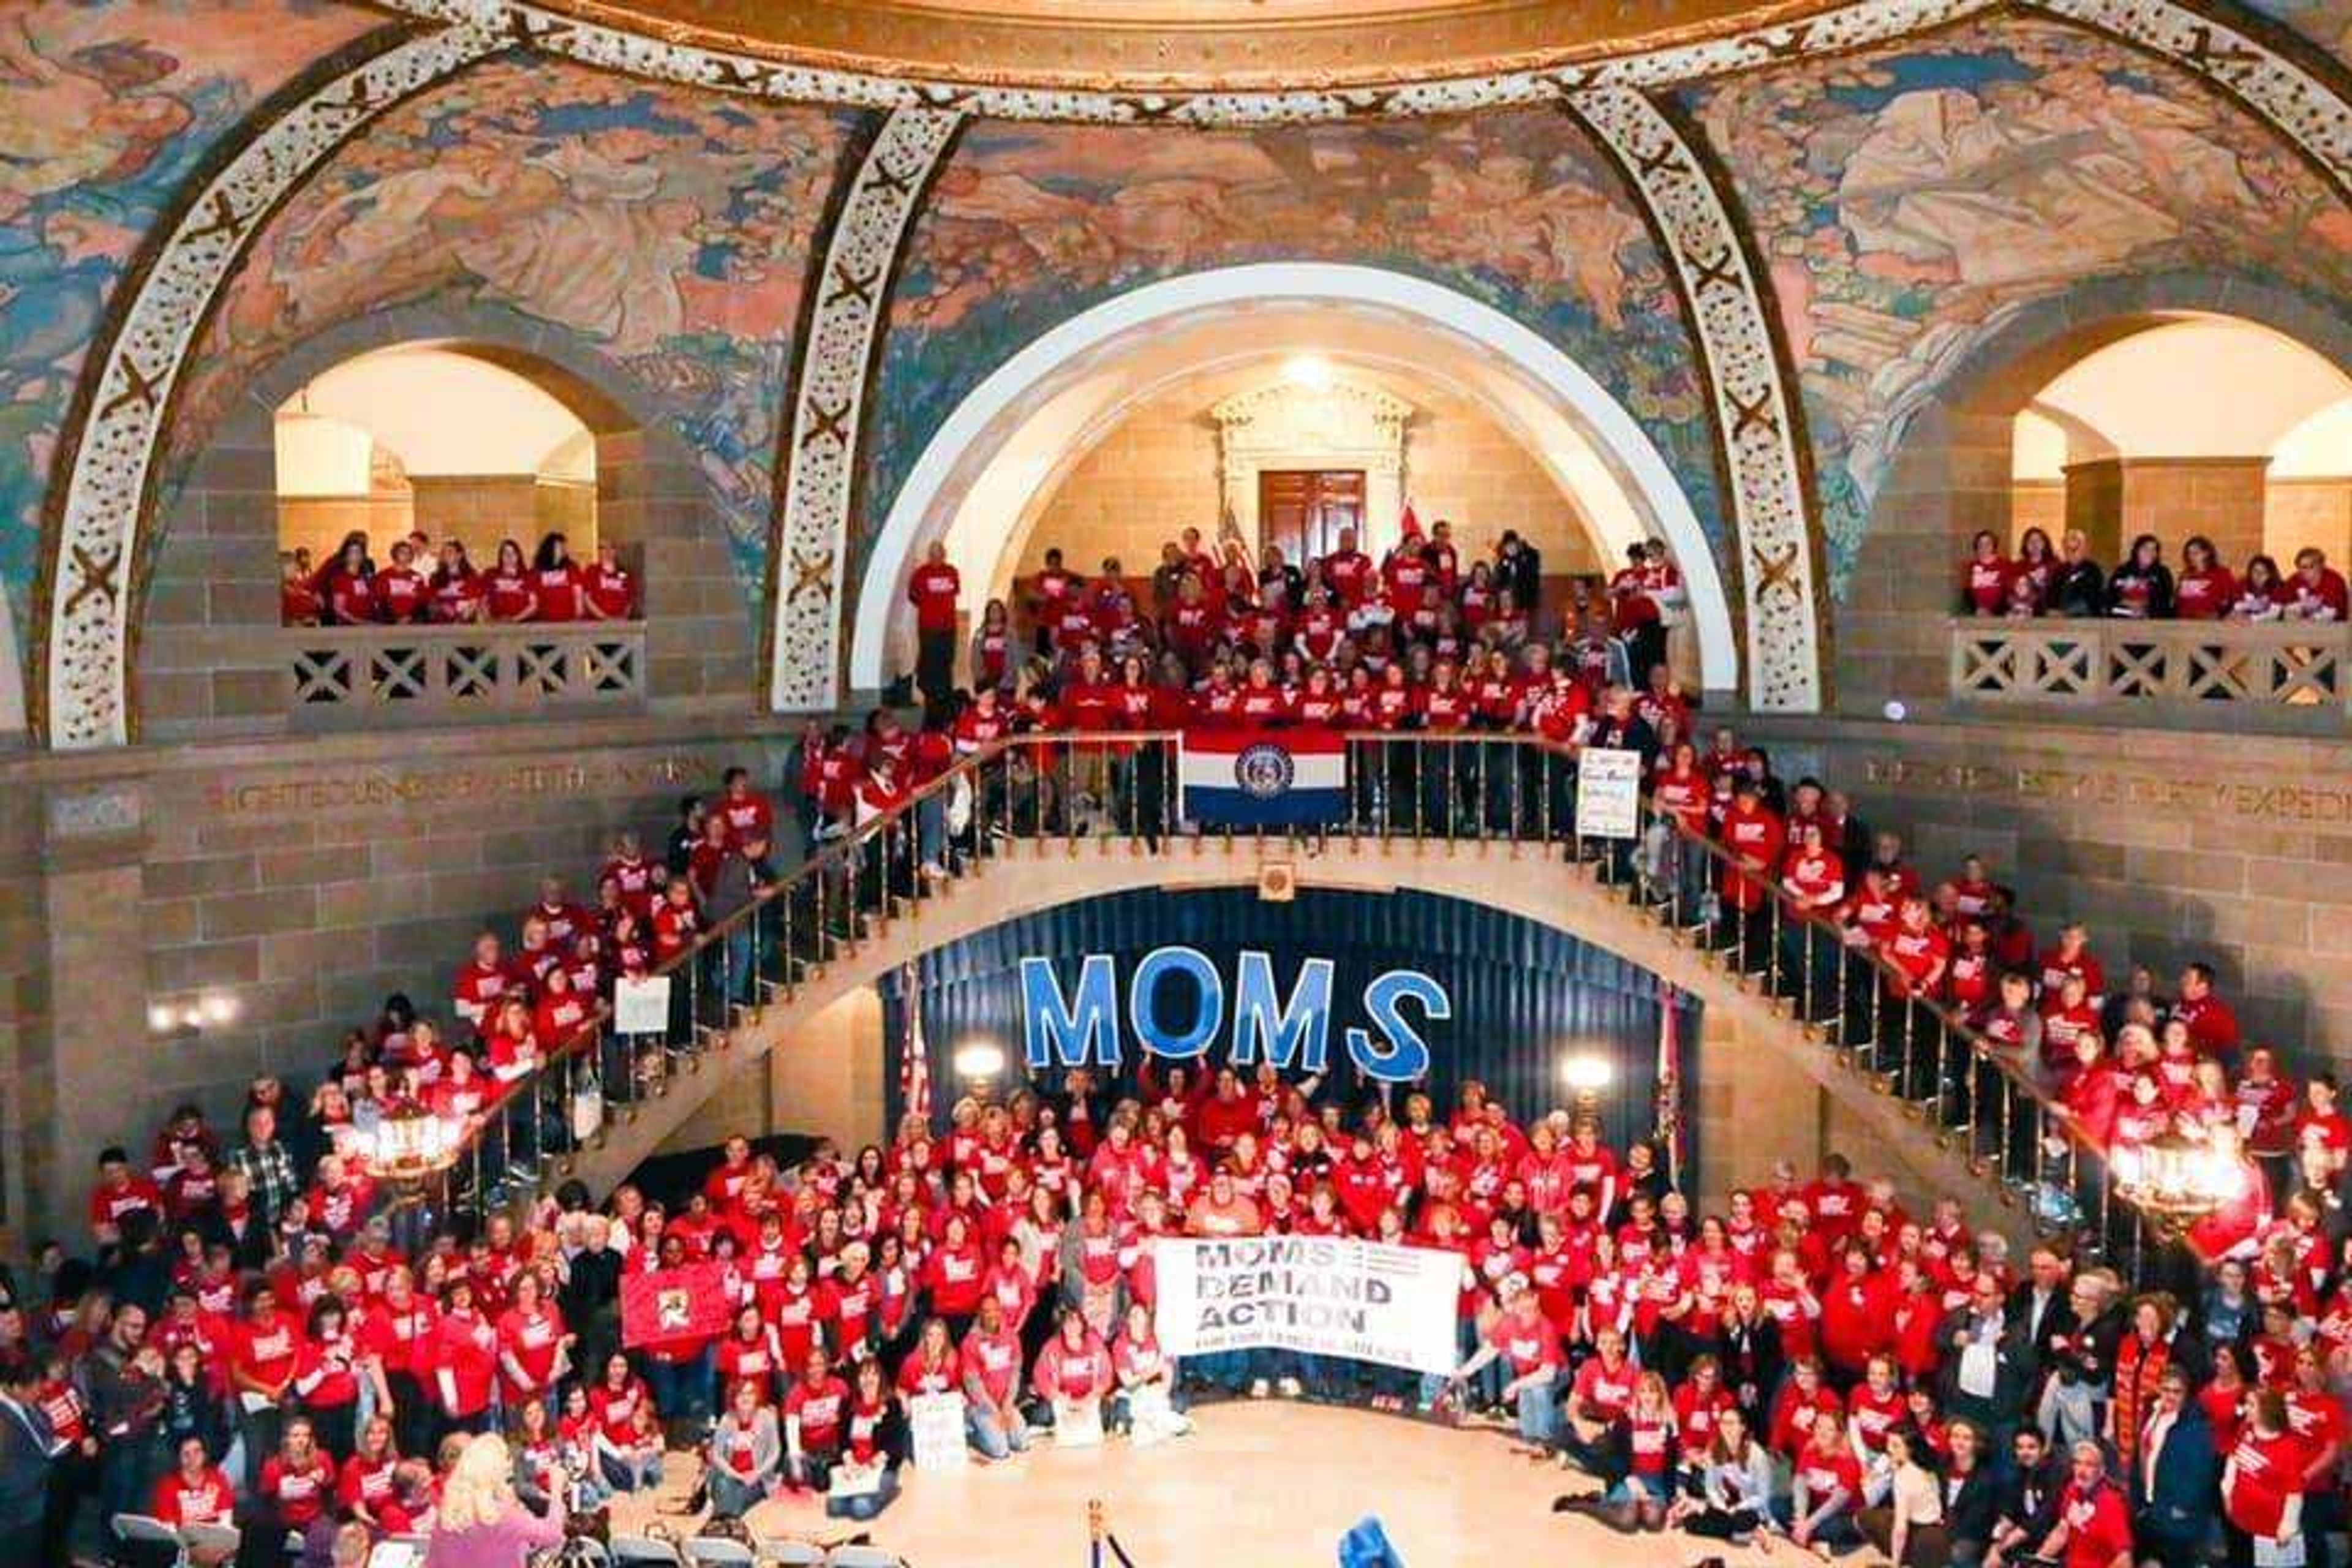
xmin=900 ymin=962 xmax=932 ymax=1127
xmin=1656 ymin=981 xmax=1684 ymax=1189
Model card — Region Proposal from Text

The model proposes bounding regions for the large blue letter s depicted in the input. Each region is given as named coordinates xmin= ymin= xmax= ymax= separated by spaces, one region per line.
xmin=1021 ymin=954 xmax=1121 ymax=1069
xmin=1347 ymin=969 xmax=1449 ymax=1082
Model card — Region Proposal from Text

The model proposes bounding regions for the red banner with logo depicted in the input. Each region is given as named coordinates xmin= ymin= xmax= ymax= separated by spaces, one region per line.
xmin=620 ymin=1261 xmax=731 ymax=1348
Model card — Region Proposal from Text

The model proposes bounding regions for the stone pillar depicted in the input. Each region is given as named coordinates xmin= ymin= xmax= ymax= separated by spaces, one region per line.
xmin=138 ymin=429 xmax=291 ymax=736
xmin=1838 ymin=404 xmax=2013 ymax=712
xmin=2065 ymin=456 xmax=2269 ymax=566
xmin=35 ymin=781 xmax=151 ymax=1243
xmin=596 ymin=428 xmax=756 ymax=713
xmin=1693 ymin=1006 xmax=1823 ymax=1212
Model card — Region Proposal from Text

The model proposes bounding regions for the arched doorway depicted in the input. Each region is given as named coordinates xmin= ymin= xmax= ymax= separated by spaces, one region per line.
xmin=843 ymin=263 xmax=1743 ymax=701
xmin=136 ymin=309 xmax=754 ymax=738
xmin=1840 ymin=273 xmax=2352 ymax=711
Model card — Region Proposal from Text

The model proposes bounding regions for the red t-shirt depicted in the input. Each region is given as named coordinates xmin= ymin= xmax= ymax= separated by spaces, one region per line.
xmin=909 ymin=564 xmax=962 ymax=632
xmin=154 ymin=1467 xmax=236 ymax=1528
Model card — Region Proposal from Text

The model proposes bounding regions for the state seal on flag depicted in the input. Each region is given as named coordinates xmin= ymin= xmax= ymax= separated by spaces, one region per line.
xmin=1233 ymin=742 xmax=1295 ymax=800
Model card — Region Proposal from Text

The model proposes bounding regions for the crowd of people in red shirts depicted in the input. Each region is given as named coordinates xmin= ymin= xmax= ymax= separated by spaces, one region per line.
xmin=279 ymin=528 xmax=638 ymax=627
xmin=20 ymin=519 xmax=2352 ymax=1568
xmin=1959 ymin=527 xmax=2351 ymax=622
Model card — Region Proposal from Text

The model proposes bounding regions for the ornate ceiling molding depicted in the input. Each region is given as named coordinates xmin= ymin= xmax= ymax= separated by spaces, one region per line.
xmin=39 ymin=0 xmax=2352 ymax=743
xmin=370 ymin=0 xmax=2001 ymax=123
xmin=513 ymin=0 xmax=1849 ymax=92
xmin=1568 ymin=87 xmax=1823 ymax=712
xmin=769 ymin=107 xmax=963 ymax=712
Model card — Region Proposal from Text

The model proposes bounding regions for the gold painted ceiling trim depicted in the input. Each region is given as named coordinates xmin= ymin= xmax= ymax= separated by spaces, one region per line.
xmin=410 ymin=0 xmax=1844 ymax=91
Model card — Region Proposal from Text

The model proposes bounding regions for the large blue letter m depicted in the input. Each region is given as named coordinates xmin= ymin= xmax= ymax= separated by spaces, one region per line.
xmin=1020 ymin=954 xmax=1121 ymax=1069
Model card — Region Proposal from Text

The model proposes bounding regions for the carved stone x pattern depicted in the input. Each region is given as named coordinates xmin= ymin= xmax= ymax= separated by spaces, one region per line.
xmin=769 ymin=107 xmax=961 ymax=712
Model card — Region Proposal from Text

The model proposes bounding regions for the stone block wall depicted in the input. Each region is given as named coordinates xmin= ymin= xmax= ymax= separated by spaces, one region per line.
xmin=0 ymin=710 xmax=807 ymax=1246
xmin=1749 ymin=712 xmax=2352 ymax=1069
xmin=1015 ymin=375 xmax=1603 ymax=585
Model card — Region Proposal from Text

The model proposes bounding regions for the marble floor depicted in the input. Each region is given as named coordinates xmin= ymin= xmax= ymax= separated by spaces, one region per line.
xmin=608 ymin=1400 xmax=1789 ymax=1567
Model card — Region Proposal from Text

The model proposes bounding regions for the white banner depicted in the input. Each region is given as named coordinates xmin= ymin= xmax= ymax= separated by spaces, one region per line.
xmin=1151 ymin=1235 xmax=1460 ymax=1375
xmin=1574 ymin=745 xmax=1643 ymax=840
xmin=612 ymin=976 xmax=671 ymax=1035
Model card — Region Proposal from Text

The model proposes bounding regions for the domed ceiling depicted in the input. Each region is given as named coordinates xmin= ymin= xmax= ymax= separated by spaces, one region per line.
xmin=531 ymin=0 xmax=1835 ymax=87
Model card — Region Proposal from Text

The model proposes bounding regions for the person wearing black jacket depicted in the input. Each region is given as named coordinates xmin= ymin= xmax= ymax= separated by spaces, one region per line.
xmin=1983 ymin=1424 xmax=2063 ymax=1566
xmin=2008 ymin=1247 xmax=2079 ymax=1365
xmin=1488 ymin=530 xmax=1537 ymax=616
xmin=2131 ymin=1368 xmax=2217 ymax=1568
xmin=1713 ymin=1284 xmax=1784 ymax=1429
xmin=1937 ymin=1275 xmax=2038 ymax=1439
xmin=2051 ymin=529 xmax=2106 ymax=616
xmin=1940 ymin=1419 xmax=2000 ymax=1568
xmin=2037 ymin=1270 xmax=2124 ymax=1447
xmin=2106 ymin=533 xmax=2176 ymax=617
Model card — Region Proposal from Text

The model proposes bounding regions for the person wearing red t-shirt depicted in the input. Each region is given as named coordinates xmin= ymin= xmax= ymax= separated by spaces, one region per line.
xmin=315 ymin=535 xmax=376 ymax=626
xmin=2173 ymin=534 xmax=2237 ymax=620
xmin=2286 ymin=547 xmax=2351 ymax=622
xmin=432 ymin=1280 xmax=500 ymax=1435
xmin=782 ymin=1346 xmax=851 ymax=1490
xmin=2171 ymin=960 xmax=2241 ymax=1064
xmin=959 ymin=1293 xmax=1031 ymax=1460
xmin=257 ymin=1417 xmax=337 ymax=1548
xmin=1788 ymin=1407 xmax=1866 ymax=1554
xmin=1960 ymin=530 xmax=2013 ymax=616
xmin=281 ymin=551 xmax=325 ymax=625
xmin=1449 ymin=1282 xmax=1564 ymax=1451
xmin=228 ymin=1281 xmax=300 ymax=1489
xmin=908 ymin=542 xmax=963 ymax=707
xmin=495 ymin=1270 xmax=571 ymax=1415
xmin=582 ymin=538 xmax=637 ymax=620
xmin=529 ymin=534 xmax=586 ymax=621
xmin=335 ymin=1414 xmax=404 ymax=1533
xmin=483 ymin=538 xmax=538 ymax=622
xmin=1560 ymin=1327 xmax=1638 ymax=1474
xmin=1716 ymin=778 xmax=1785 ymax=964
xmin=1321 ymin=529 xmax=1373 ymax=605
xmin=2226 ymin=1389 xmax=2311 ymax=1568
xmin=153 ymin=1433 xmax=236 ymax=1529
xmin=371 ymin=538 xmax=430 ymax=624
xmin=87 ymin=1145 xmax=164 ymax=1248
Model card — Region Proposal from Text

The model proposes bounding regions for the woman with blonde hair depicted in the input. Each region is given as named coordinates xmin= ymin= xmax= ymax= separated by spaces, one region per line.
xmin=423 ymin=1433 xmax=564 ymax=1567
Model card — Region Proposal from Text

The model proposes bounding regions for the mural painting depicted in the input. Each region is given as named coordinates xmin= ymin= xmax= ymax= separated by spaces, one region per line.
xmin=0 ymin=0 xmax=381 ymax=680
xmin=170 ymin=58 xmax=866 ymax=605
xmin=1684 ymin=18 xmax=2352 ymax=590
xmin=864 ymin=110 xmax=1721 ymax=579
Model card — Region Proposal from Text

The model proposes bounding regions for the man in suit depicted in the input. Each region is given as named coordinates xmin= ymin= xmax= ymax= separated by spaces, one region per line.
xmin=2130 ymin=1368 xmax=2217 ymax=1568
xmin=1938 ymin=1273 xmax=2038 ymax=1442
xmin=2007 ymin=1245 xmax=2077 ymax=1364
xmin=0 ymin=1362 xmax=58 ymax=1566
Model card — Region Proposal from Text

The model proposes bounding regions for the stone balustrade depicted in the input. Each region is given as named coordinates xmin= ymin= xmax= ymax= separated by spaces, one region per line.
xmin=1948 ymin=617 xmax=2348 ymax=725
xmin=285 ymin=621 xmax=647 ymax=725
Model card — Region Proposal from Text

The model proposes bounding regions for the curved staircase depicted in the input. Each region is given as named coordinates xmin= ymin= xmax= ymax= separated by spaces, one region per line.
xmin=447 ymin=734 xmax=2132 ymax=1267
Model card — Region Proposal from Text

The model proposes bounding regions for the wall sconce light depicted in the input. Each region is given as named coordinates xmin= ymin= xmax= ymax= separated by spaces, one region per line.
xmin=953 ymin=1040 xmax=1006 ymax=1082
xmin=149 ymin=993 xmax=240 ymax=1040
xmin=1561 ymin=1053 xmax=1613 ymax=1120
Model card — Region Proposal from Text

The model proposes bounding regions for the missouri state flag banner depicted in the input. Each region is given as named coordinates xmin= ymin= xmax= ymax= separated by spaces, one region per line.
xmin=1180 ymin=726 xmax=1347 ymax=827
xmin=620 ymin=1261 xmax=731 ymax=1348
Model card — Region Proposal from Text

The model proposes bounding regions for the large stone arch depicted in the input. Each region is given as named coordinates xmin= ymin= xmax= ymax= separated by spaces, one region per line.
xmin=1838 ymin=270 xmax=2352 ymax=710
xmin=847 ymin=263 xmax=1751 ymax=701
xmin=138 ymin=301 xmax=754 ymax=737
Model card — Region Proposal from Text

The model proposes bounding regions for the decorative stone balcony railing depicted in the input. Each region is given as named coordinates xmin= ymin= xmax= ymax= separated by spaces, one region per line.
xmin=1948 ymin=617 xmax=2347 ymax=725
xmin=286 ymin=622 xmax=647 ymax=725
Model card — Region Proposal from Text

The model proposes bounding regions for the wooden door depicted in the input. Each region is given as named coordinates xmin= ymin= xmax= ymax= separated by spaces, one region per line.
xmin=1258 ymin=469 xmax=1365 ymax=564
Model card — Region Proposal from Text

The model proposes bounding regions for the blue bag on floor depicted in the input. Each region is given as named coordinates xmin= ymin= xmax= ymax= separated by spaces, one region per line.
xmin=1338 ymin=1517 xmax=1405 ymax=1568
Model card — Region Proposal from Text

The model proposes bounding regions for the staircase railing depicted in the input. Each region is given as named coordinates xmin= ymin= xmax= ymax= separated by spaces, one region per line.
xmin=431 ymin=730 xmax=2198 ymax=1289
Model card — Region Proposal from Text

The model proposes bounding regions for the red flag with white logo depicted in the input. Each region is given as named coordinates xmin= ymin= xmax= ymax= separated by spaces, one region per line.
xmin=620 ymin=1261 xmax=730 ymax=1349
